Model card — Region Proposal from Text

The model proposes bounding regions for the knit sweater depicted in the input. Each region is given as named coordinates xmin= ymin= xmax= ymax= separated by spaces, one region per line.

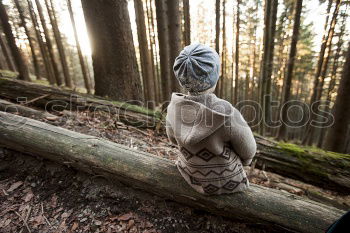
xmin=166 ymin=93 xmax=257 ymax=195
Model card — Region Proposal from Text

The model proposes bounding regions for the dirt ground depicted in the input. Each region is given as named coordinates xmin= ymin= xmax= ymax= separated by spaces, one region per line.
xmin=0 ymin=148 xmax=281 ymax=233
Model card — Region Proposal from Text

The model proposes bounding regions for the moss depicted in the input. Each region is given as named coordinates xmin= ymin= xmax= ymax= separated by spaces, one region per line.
xmin=277 ymin=142 xmax=350 ymax=169
xmin=0 ymin=69 xmax=18 ymax=78
xmin=110 ymin=100 xmax=163 ymax=119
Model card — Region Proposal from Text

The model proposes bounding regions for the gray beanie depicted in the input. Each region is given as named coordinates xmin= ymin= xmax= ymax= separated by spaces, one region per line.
xmin=173 ymin=43 xmax=220 ymax=93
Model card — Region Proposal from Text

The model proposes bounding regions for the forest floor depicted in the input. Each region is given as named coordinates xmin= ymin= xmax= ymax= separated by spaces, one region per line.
xmin=0 ymin=100 xmax=349 ymax=232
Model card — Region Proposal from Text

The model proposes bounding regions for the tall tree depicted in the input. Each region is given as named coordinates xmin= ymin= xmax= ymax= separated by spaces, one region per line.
xmin=318 ymin=11 xmax=347 ymax=148
xmin=233 ymin=0 xmax=241 ymax=105
xmin=0 ymin=0 xmax=30 ymax=81
xmin=259 ymin=0 xmax=278 ymax=135
xmin=81 ymin=0 xmax=143 ymax=101
xmin=34 ymin=0 xmax=62 ymax=85
xmin=303 ymin=0 xmax=341 ymax=145
xmin=183 ymin=0 xmax=190 ymax=45
xmin=67 ymin=0 xmax=91 ymax=93
xmin=166 ymin=0 xmax=182 ymax=92
xmin=0 ymin=33 xmax=16 ymax=71
xmin=45 ymin=0 xmax=72 ymax=88
xmin=215 ymin=0 xmax=220 ymax=54
xmin=277 ymin=0 xmax=303 ymax=140
xmin=13 ymin=0 xmax=41 ymax=79
xmin=155 ymin=0 xmax=171 ymax=102
xmin=219 ymin=0 xmax=227 ymax=99
xmin=134 ymin=0 xmax=155 ymax=106
xmin=324 ymin=42 xmax=350 ymax=153
xmin=145 ymin=0 xmax=161 ymax=103
xmin=26 ymin=0 xmax=54 ymax=83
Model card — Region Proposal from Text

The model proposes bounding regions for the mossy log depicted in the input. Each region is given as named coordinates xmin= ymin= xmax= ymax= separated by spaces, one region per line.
xmin=0 ymin=112 xmax=345 ymax=233
xmin=0 ymin=77 xmax=349 ymax=193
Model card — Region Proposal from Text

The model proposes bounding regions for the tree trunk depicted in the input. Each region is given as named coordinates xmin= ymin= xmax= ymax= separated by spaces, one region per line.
xmin=305 ymin=0 xmax=341 ymax=145
xmin=45 ymin=0 xmax=72 ymax=88
xmin=1 ymin=76 xmax=350 ymax=194
xmin=67 ymin=0 xmax=91 ymax=94
xmin=264 ymin=0 xmax=278 ymax=135
xmin=317 ymin=12 xmax=346 ymax=148
xmin=0 ymin=33 xmax=16 ymax=71
xmin=183 ymin=0 xmax=190 ymax=46
xmin=215 ymin=0 xmax=220 ymax=54
xmin=0 ymin=0 xmax=30 ymax=81
xmin=146 ymin=0 xmax=161 ymax=103
xmin=277 ymin=0 xmax=303 ymax=140
xmin=13 ymin=0 xmax=41 ymax=80
xmin=0 ymin=111 xmax=345 ymax=233
xmin=166 ymin=0 xmax=182 ymax=92
xmin=134 ymin=0 xmax=155 ymax=107
xmin=234 ymin=0 xmax=241 ymax=104
xmin=219 ymin=0 xmax=226 ymax=98
xmin=302 ymin=0 xmax=336 ymax=145
xmin=155 ymin=0 xmax=171 ymax=102
xmin=34 ymin=0 xmax=62 ymax=85
xmin=26 ymin=0 xmax=54 ymax=84
xmin=81 ymin=0 xmax=142 ymax=102
xmin=324 ymin=42 xmax=350 ymax=153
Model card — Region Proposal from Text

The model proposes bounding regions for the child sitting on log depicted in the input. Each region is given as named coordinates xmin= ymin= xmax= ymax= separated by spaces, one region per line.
xmin=166 ymin=43 xmax=257 ymax=195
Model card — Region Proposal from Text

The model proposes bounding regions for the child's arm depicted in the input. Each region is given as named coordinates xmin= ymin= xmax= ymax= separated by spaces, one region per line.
xmin=227 ymin=108 xmax=256 ymax=165
xmin=166 ymin=119 xmax=178 ymax=145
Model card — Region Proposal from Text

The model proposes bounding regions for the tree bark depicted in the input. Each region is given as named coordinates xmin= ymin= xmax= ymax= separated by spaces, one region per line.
xmin=13 ymin=0 xmax=41 ymax=80
xmin=0 ymin=33 xmax=16 ymax=71
xmin=26 ymin=0 xmax=54 ymax=84
xmin=166 ymin=0 xmax=182 ymax=93
xmin=134 ymin=0 xmax=155 ymax=107
xmin=155 ymin=0 xmax=171 ymax=102
xmin=0 ymin=111 xmax=345 ymax=233
xmin=81 ymin=0 xmax=142 ymax=102
xmin=0 ymin=0 xmax=30 ymax=81
xmin=34 ymin=0 xmax=62 ymax=85
xmin=277 ymin=0 xmax=303 ymax=140
xmin=324 ymin=42 xmax=350 ymax=153
xmin=183 ymin=0 xmax=190 ymax=46
xmin=45 ymin=0 xmax=72 ymax=88
xmin=0 ymin=76 xmax=349 ymax=194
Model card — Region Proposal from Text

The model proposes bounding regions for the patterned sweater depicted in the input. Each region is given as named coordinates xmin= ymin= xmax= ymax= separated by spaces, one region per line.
xmin=166 ymin=93 xmax=257 ymax=195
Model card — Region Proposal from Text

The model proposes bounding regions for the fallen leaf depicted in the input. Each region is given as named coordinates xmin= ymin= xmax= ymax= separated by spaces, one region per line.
xmin=117 ymin=213 xmax=133 ymax=221
xmin=23 ymin=192 xmax=34 ymax=202
xmin=71 ymin=222 xmax=79 ymax=231
xmin=61 ymin=212 xmax=71 ymax=219
xmin=7 ymin=181 xmax=23 ymax=192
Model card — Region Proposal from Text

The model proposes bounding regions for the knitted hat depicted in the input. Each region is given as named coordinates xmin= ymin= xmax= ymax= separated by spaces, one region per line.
xmin=173 ymin=43 xmax=220 ymax=93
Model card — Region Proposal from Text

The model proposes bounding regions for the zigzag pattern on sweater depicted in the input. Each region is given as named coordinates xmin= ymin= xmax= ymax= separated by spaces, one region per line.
xmin=177 ymin=163 xmax=239 ymax=177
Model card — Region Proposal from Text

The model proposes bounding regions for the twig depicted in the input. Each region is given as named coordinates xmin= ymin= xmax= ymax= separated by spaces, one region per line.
xmin=23 ymin=94 xmax=51 ymax=105
xmin=41 ymin=203 xmax=52 ymax=228
xmin=14 ymin=211 xmax=31 ymax=233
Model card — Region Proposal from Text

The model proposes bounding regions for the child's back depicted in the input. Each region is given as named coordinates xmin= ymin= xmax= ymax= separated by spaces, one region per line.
xmin=166 ymin=43 xmax=256 ymax=195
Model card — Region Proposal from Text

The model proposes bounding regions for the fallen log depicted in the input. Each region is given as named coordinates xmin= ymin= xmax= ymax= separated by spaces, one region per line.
xmin=0 ymin=77 xmax=161 ymax=128
xmin=0 ymin=99 xmax=57 ymax=120
xmin=0 ymin=112 xmax=345 ymax=233
xmin=1 ymin=77 xmax=350 ymax=193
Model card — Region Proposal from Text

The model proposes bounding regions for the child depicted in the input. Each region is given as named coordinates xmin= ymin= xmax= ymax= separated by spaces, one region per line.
xmin=166 ymin=43 xmax=256 ymax=195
